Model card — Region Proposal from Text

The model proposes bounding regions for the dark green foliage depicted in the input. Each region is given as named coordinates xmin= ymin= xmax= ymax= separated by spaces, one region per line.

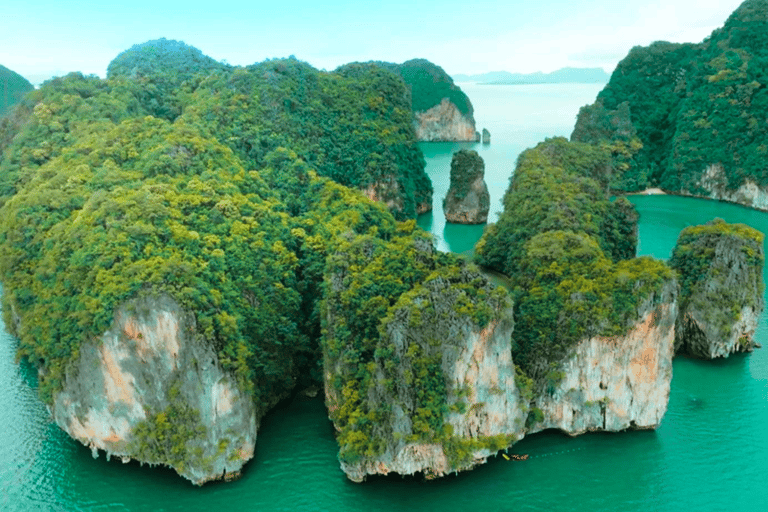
xmin=107 ymin=38 xmax=228 ymax=121
xmin=184 ymin=58 xmax=431 ymax=219
xmin=475 ymin=138 xmax=670 ymax=381
xmin=570 ymin=101 xmax=646 ymax=191
xmin=322 ymin=223 xmax=513 ymax=466
xmin=574 ymin=0 xmax=768 ymax=193
xmin=444 ymin=149 xmax=484 ymax=202
xmin=0 ymin=72 xmax=151 ymax=206
xmin=0 ymin=40 xmax=435 ymax=407
xmin=670 ymin=218 xmax=764 ymax=339
xmin=474 ymin=138 xmax=635 ymax=275
xmin=372 ymin=59 xmax=475 ymax=118
xmin=0 ymin=64 xmax=34 ymax=118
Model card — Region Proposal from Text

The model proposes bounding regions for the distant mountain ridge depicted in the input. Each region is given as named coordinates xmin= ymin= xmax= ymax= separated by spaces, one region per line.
xmin=453 ymin=67 xmax=609 ymax=84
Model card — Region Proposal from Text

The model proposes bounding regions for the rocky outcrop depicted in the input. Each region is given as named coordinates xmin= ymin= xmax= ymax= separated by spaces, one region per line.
xmin=52 ymin=294 xmax=257 ymax=485
xmin=414 ymin=98 xmax=478 ymax=141
xmin=482 ymin=128 xmax=491 ymax=144
xmin=684 ymin=164 xmax=768 ymax=212
xmin=443 ymin=150 xmax=490 ymax=224
xmin=671 ymin=219 xmax=765 ymax=358
xmin=362 ymin=175 xmax=432 ymax=216
xmin=528 ymin=279 xmax=678 ymax=435
xmin=324 ymin=259 xmax=526 ymax=482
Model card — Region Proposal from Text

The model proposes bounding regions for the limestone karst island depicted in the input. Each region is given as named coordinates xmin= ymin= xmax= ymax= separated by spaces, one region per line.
xmin=0 ymin=0 xmax=767 ymax=491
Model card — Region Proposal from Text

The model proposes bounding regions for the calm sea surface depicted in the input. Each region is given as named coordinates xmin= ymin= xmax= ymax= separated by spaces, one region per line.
xmin=2 ymin=83 xmax=767 ymax=511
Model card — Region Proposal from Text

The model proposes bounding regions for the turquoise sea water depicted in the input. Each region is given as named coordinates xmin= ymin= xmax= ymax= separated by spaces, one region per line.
xmin=2 ymin=83 xmax=768 ymax=511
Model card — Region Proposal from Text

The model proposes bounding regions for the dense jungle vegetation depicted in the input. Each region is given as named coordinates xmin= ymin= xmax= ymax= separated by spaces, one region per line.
xmin=0 ymin=65 xmax=33 ymax=118
xmin=373 ymin=59 xmax=475 ymax=118
xmin=0 ymin=39 xmax=516 ymax=473
xmin=474 ymin=137 xmax=673 ymax=382
xmin=322 ymin=225 xmax=514 ymax=467
xmin=0 ymin=39 xmax=443 ymax=407
xmin=572 ymin=0 xmax=768 ymax=195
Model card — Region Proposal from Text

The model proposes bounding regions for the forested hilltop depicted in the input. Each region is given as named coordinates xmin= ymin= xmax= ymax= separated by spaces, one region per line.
xmin=572 ymin=0 xmax=768 ymax=206
xmin=0 ymin=39 xmax=518 ymax=482
xmin=372 ymin=59 xmax=478 ymax=141
xmin=0 ymin=37 xmax=441 ymax=399
xmin=474 ymin=137 xmax=672 ymax=383
xmin=0 ymin=39 xmax=431 ymax=218
xmin=0 ymin=65 xmax=33 ymax=118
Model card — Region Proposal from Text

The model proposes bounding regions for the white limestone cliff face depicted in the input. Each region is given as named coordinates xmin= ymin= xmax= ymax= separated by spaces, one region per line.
xmin=414 ymin=98 xmax=478 ymax=141
xmin=326 ymin=275 xmax=526 ymax=482
xmin=528 ymin=281 xmax=678 ymax=435
xmin=685 ymin=163 xmax=768 ymax=211
xmin=51 ymin=294 xmax=257 ymax=485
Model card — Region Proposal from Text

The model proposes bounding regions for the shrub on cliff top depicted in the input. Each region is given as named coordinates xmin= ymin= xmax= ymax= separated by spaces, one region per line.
xmin=369 ymin=58 xmax=475 ymax=118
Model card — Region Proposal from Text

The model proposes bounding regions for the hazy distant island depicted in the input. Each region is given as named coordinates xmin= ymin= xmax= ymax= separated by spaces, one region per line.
xmin=453 ymin=67 xmax=609 ymax=84
xmin=0 ymin=0 xmax=766 ymax=487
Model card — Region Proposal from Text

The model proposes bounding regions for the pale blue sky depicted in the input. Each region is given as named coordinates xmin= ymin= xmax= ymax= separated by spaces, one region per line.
xmin=1 ymin=0 xmax=746 ymax=85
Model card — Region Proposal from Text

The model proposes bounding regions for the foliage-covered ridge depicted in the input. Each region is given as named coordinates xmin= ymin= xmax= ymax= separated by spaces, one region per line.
xmin=322 ymin=222 xmax=519 ymax=472
xmin=474 ymin=137 xmax=673 ymax=381
xmin=572 ymin=0 xmax=768 ymax=197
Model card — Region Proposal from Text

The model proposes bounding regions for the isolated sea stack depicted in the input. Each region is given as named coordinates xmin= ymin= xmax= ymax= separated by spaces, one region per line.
xmin=482 ymin=128 xmax=491 ymax=144
xmin=443 ymin=150 xmax=490 ymax=224
xmin=670 ymin=219 xmax=765 ymax=358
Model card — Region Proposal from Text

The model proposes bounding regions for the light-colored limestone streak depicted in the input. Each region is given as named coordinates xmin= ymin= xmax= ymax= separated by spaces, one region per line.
xmin=529 ymin=282 xmax=678 ymax=435
xmin=51 ymin=294 xmax=257 ymax=485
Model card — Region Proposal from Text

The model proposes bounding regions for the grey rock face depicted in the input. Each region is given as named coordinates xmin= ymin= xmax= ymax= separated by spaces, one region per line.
xmin=414 ymin=98 xmax=478 ymax=141
xmin=672 ymin=220 xmax=765 ymax=358
xmin=443 ymin=150 xmax=490 ymax=224
xmin=52 ymin=294 xmax=257 ymax=485
xmin=528 ymin=278 xmax=678 ymax=435
xmin=687 ymin=163 xmax=768 ymax=212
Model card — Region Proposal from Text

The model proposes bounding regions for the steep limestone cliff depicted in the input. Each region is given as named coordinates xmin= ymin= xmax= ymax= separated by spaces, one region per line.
xmin=372 ymin=59 xmax=478 ymax=142
xmin=443 ymin=150 xmax=490 ymax=224
xmin=528 ymin=279 xmax=677 ymax=435
xmin=671 ymin=219 xmax=765 ymax=358
xmin=52 ymin=294 xmax=257 ymax=485
xmin=323 ymin=233 xmax=525 ymax=482
xmin=684 ymin=164 xmax=768 ymax=212
xmin=414 ymin=98 xmax=478 ymax=142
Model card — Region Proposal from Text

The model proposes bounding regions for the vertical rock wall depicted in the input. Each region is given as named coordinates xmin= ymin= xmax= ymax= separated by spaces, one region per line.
xmin=324 ymin=267 xmax=526 ymax=482
xmin=52 ymin=294 xmax=257 ymax=485
xmin=528 ymin=280 xmax=678 ymax=435
xmin=443 ymin=150 xmax=490 ymax=224
xmin=414 ymin=99 xmax=478 ymax=141
xmin=672 ymin=219 xmax=765 ymax=358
